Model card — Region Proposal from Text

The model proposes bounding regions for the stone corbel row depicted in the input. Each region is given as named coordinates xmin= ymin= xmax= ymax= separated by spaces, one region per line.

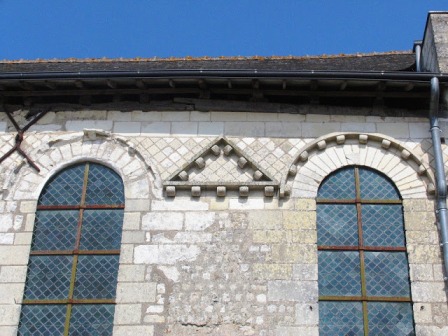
xmin=164 ymin=184 xmax=276 ymax=198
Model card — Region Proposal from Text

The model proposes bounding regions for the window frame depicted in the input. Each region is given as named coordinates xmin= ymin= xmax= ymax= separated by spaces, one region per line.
xmin=19 ymin=162 xmax=125 ymax=335
xmin=317 ymin=166 xmax=414 ymax=335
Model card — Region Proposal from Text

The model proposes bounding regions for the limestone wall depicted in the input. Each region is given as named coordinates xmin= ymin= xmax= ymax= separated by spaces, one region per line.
xmin=0 ymin=107 xmax=447 ymax=335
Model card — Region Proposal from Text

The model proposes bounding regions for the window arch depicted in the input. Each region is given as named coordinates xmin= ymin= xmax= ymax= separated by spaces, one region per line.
xmin=317 ymin=166 xmax=415 ymax=335
xmin=18 ymin=162 xmax=125 ymax=335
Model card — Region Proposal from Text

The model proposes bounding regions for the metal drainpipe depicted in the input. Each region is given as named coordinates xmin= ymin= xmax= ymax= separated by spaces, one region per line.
xmin=415 ymin=43 xmax=448 ymax=279
xmin=429 ymin=77 xmax=448 ymax=280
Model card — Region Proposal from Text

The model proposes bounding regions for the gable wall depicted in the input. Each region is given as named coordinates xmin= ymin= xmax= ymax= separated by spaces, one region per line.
xmin=0 ymin=107 xmax=447 ymax=335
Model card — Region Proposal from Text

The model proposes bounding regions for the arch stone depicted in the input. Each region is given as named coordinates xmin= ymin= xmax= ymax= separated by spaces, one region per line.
xmin=10 ymin=137 xmax=161 ymax=203
xmin=284 ymin=132 xmax=433 ymax=199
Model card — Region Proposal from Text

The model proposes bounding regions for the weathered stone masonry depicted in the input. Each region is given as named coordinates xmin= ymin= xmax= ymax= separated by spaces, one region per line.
xmin=0 ymin=107 xmax=447 ymax=335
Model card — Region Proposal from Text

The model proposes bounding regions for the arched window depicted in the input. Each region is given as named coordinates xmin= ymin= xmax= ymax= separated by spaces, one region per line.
xmin=317 ymin=166 xmax=415 ymax=335
xmin=18 ymin=162 xmax=125 ymax=335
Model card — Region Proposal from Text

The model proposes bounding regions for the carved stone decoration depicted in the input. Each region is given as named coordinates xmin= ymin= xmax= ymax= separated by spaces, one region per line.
xmin=164 ymin=137 xmax=279 ymax=197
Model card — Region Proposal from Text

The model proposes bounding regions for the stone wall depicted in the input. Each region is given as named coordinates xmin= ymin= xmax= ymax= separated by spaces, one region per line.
xmin=0 ymin=107 xmax=447 ymax=335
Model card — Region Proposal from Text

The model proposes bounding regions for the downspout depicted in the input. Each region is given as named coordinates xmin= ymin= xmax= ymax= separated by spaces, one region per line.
xmin=429 ymin=77 xmax=448 ymax=280
xmin=416 ymin=39 xmax=448 ymax=280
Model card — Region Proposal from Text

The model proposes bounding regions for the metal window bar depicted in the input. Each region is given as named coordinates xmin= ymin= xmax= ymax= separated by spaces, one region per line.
xmin=20 ymin=163 xmax=123 ymax=336
xmin=317 ymin=167 xmax=414 ymax=336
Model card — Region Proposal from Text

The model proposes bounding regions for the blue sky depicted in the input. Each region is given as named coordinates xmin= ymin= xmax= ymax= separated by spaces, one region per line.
xmin=0 ymin=1 xmax=447 ymax=60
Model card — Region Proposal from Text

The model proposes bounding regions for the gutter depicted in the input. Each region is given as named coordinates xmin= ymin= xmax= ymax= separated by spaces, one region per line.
xmin=0 ymin=70 xmax=448 ymax=82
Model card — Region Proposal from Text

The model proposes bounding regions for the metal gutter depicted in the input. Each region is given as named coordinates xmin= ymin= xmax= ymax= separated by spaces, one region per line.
xmin=429 ymin=77 xmax=448 ymax=280
xmin=0 ymin=70 xmax=448 ymax=82
xmin=414 ymin=38 xmax=448 ymax=280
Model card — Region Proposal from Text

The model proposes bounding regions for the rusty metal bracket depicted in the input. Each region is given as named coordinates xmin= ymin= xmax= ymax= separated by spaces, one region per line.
xmin=0 ymin=110 xmax=48 ymax=172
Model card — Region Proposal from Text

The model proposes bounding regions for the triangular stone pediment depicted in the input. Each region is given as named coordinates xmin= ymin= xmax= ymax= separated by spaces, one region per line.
xmin=164 ymin=137 xmax=279 ymax=196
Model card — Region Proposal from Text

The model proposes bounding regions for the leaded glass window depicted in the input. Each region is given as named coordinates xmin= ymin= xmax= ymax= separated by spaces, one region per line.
xmin=18 ymin=162 xmax=124 ymax=336
xmin=317 ymin=166 xmax=415 ymax=336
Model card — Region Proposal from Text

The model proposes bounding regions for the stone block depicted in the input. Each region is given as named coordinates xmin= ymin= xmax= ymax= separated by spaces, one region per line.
xmin=113 ymin=326 xmax=154 ymax=336
xmin=152 ymin=199 xmax=209 ymax=211
xmin=66 ymin=120 xmax=113 ymax=132
xmin=411 ymin=281 xmax=446 ymax=302
xmin=248 ymin=211 xmax=282 ymax=229
xmin=190 ymin=111 xmax=210 ymax=121
xmin=413 ymin=303 xmax=433 ymax=324
xmin=296 ymin=303 xmax=319 ymax=325
xmin=253 ymin=230 xmax=284 ymax=243
xmin=211 ymin=112 xmax=247 ymax=121
xmin=119 ymin=244 xmax=134 ymax=264
xmin=295 ymin=199 xmax=316 ymax=211
xmin=142 ymin=212 xmax=183 ymax=231
xmin=301 ymin=122 xmax=341 ymax=137
xmin=174 ymin=232 xmax=213 ymax=243
xmin=286 ymin=230 xmax=317 ymax=244
xmin=171 ymin=122 xmax=198 ymax=135
xmin=0 ymin=284 xmax=23 ymax=304
xmin=0 ymin=215 xmax=13 ymax=232
xmin=265 ymin=122 xmax=301 ymax=137
xmin=283 ymin=211 xmax=316 ymax=230
xmin=209 ymin=198 xmax=229 ymax=210
xmin=113 ymin=122 xmax=141 ymax=134
xmin=114 ymin=304 xmax=142 ymax=325
xmin=160 ymin=111 xmax=189 ymax=121
xmin=247 ymin=112 xmax=279 ymax=121
xmin=0 ymin=234 xmax=14 ymax=245
xmin=252 ymin=263 xmax=292 ymax=280
xmin=123 ymin=212 xmax=141 ymax=231
xmin=275 ymin=327 xmax=318 ymax=336
xmin=268 ymin=280 xmax=318 ymax=302
xmin=292 ymin=264 xmax=318 ymax=281
xmin=185 ymin=212 xmax=215 ymax=231
xmin=132 ymin=111 xmax=161 ymax=121
xmin=407 ymin=245 xmax=442 ymax=264
xmin=0 ymin=266 xmax=27 ymax=283
xmin=225 ymin=122 xmax=264 ymax=137
xmin=134 ymin=244 xmax=201 ymax=265
xmin=141 ymin=122 xmax=170 ymax=135
xmin=198 ymin=122 xmax=224 ymax=135
xmin=415 ymin=326 xmax=448 ymax=336
xmin=270 ymin=244 xmax=317 ymax=264
xmin=121 ymin=231 xmax=145 ymax=244
xmin=409 ymin=123 xmax=430 ymax=138
xmin=0 ymin=326 xmax=17 ymax=336
xmin=0 ymin=304 xmax=21 ymax=326
xmin=14 ymin=233 xmax=32 ymax=245
xmin=124 ymin=199 xmax=150 ymax=212
xmin=404 ymin=211 xmax=436 ymax=231
xmin=0 ymin=122 xmax=7 ymax=133
xmin=403 ymin=199 xmax=430 ymax=212
xmin=19 ymin=200 xmax=37 ymax=213
xmin=376 ymin=123 xmax=410 ymax=138
xmin=229 ymin=198 xmax=264 ymax=210
xmin=116 ymin=282 xmax=156 ymax=303
xmin=0 ymin=246 xmax=30 ymax=265
xmin=117 ymin=264 xmax=146 ymax=282
xmin=409 ymin=264 xmax=434 ymax=281
xmin=107 ymin=111 xmax=132 ymax=121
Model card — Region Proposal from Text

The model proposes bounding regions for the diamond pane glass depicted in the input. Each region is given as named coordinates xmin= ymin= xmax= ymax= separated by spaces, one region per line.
xmin=38 ymin=164 xmax=85 ymax=205
xmin=73 ymin=255 xmax=119 ymax=299
xmin=85 ymin=164 xmax=124 ymax=205
xmin=31 ymin=210 xmax=78 ymax=251
xmin=18 ymin=305 xmax=66 ymax=336
xmin=80 ymin=210 xmax=123 ymax=250
xmin=69 ymin=305 xmax=115 ymax=336
xmin=318 ymin=167 xmax=355 ymax=199
xmin=362 ymin=205 xmax=405 ymax=247
xmin=319 ymin=251 xmax=361 ymax=296
xmin=319 ymin=301 xmax=364 ymax=336
xmin=317 ymin=204 xmax=358 ymax=246
xmin=359 ymin=168 xmax=400 ymax=200
xmin=24 ymin=256 xmax=72 ymax=299
xmin=365 ymin=252 xmax=411 ymax=297
xmin=368 ymin=302 xmax=415 ymax=335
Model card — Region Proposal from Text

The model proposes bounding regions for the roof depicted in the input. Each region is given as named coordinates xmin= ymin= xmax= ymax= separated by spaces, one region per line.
xmin=0 ymin=51 xmax=415 ymax=73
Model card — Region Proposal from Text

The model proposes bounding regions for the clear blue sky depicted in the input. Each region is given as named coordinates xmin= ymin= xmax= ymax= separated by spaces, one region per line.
xmin=0 ymin=1 xmax=447 ymax=60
